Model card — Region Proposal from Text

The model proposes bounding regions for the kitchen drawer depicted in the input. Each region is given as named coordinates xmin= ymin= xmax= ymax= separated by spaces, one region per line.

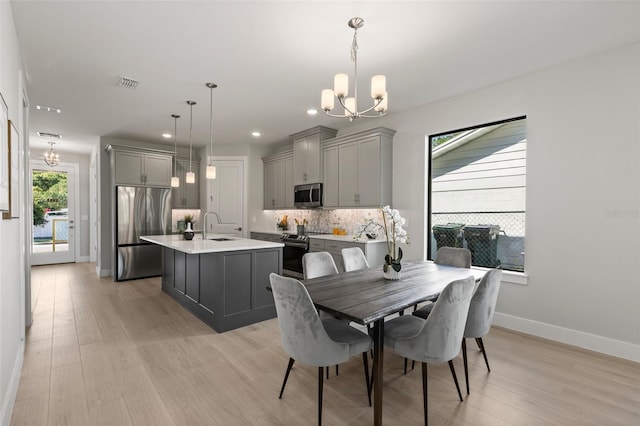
xmin=324 ymin=240 xmax=363 ymax=254
xmin=309 ymin=240 xmax=325 ymax=252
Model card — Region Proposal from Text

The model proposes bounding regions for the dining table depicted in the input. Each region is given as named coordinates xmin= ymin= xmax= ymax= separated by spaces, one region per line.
xmin=303 ymin=260 xmax=486 ymax=426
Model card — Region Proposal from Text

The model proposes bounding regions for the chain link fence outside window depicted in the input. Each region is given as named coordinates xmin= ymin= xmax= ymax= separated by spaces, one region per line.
xmin=431 ymin=211 xmax=525 ymax=272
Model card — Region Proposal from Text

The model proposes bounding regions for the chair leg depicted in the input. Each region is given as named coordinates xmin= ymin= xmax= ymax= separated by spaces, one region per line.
xmin=362 ymin=352 xmax=372 ymax=407
xmin=279 ymin=358 xmax=295 ymax=399
xmin=421 ymin=362 xmax=429 ymax=426
xmin=403 ymin=358 xmax=407 ymax=375
xmin=412 ymin=360 xmax=415 ymax=371
xmin=476 ymin=337 xmax=491 ymax=372
xmin=326 ymin=366 xmax=329 ymax=380
xmin=318 ymin=366 xmax=324 ymax=425
xmin=336 ymin=365 xmax=339 ymax=376
xmin=448 ymin=360 xmax=463 ymax=402
xmin=462 ymin=338 xmax=470 ymax=395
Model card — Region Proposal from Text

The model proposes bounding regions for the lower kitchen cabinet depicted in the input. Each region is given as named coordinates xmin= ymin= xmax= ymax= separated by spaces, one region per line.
xmin=161 ymin=246 xmax=282 ymax=332
xmin=308 ymin=237 xmax=387 ymax=273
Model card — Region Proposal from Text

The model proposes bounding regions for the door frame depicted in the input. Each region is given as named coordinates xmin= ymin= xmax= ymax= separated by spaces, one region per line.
xmin=29 ymin=160 xmax=80 ymax=265
xmin=206 ymin=156 xmax=248 ymax=238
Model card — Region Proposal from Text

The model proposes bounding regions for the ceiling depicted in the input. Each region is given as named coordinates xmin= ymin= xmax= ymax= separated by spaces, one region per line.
xmin=11 ymin=1 xmax=640 ymax=155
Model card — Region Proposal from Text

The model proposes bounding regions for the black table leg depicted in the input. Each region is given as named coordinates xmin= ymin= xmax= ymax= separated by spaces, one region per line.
xmin=372 ymin=319 xmax=384 ymax=426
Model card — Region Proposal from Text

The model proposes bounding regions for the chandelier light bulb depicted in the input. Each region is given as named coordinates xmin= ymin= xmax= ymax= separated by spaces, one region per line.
xmin=171 ymin=176 xmax=180 ymax=187
xmin=371 ymin=75 xmax=386 ymax=99
xmin=186 ymin=171 xmax=195 ymax=184
xmin=321 ymin=89 xmax=335 ymax=111
xmin=334 ymin=74 xmax=349 ymax=98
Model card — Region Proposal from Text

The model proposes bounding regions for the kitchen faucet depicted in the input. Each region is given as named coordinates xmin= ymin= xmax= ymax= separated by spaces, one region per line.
xmin=203 ymin=211 xmax=222 ymax=240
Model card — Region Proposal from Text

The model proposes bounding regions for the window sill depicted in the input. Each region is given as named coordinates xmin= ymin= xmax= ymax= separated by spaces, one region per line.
xmin=471 ymin=267 xmax=528 ymax=286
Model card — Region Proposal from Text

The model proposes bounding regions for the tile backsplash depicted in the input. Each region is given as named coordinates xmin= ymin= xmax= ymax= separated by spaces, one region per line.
xmin=270 ymin=209 xmax=382 ymax=235
xmin=171 ymin=209 xmax=201 ymax=232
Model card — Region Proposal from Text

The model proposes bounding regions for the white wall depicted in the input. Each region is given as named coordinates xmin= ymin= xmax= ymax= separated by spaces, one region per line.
xmin=353 ymin=42 xmax=639 ymax=360
xmin=0 ymin=3 xmax=26 ymax=424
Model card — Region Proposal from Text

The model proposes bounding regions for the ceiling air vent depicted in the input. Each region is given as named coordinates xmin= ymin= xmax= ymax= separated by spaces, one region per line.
xmin=118 ymin=76 xmax=139 ymax=90
xmin=36 ymin=131 xmax=62 ymax=139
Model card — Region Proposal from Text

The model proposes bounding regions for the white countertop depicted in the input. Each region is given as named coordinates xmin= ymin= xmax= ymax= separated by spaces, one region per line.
xmin=308 ymin=234 xmax=387 ymax=244
xmin=141 ymin=234 xmax=284 ymax=254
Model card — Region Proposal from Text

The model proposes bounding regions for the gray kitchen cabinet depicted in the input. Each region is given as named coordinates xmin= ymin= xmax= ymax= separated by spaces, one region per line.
xmin=109 ymin=147 xmax=173 ymax=187
xmin=308 ymin=237 xmax=387 ymax=273
xmin=291 ymin=126 xmax=337 ymax=185
xmin=321 ymin=127 xmax=395 ymax=208
xmin=171 ymin=158 xmax=200 ymax=208
xmin=262 ymin=150 xmax=293 ymax=210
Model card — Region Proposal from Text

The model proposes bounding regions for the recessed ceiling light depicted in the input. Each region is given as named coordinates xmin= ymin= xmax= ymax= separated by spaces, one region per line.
xmin=251 ymin=131 xmax=261 ymax=137
xmin=35 ymin=105 xmax=62 ymax=113
xmin=162 ymin=133 xmax=172 ymax=138
xmin=307 ymin=108 xmax=318 ymax=116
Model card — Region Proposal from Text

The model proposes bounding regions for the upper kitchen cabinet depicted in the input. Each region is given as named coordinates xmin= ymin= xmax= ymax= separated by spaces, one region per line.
xmin=322 ymin=127 xmax=395 ymax=208
xmin=107 ymin=145 xmax=173 ymax=187
xmin=172 ymin=157 xmax=200 ymax=209
xmin=263 ymin=150 xmax=294 ymax=210
xmin=291 ymin=126 xmax=337 ymax=185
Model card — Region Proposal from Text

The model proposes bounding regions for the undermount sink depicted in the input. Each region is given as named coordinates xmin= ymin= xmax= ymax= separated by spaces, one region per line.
xmin=209 ymin=237 xmax=234 ymax=241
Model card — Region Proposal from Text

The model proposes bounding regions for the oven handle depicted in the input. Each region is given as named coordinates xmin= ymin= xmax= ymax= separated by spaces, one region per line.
xmin=281 ymin=241 xmax=309 ymax=249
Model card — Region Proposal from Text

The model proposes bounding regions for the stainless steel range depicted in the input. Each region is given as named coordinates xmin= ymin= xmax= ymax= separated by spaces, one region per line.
xmin=280 ymin=233 xmax=309 ymax=278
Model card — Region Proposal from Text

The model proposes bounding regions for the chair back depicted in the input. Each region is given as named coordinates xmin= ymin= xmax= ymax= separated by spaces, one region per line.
xmin=269 ymin=273 xmax=350 ymax=366
xmin=302 ymin=251 xmax=339 ymax=279
xmin=342 ymin=247 xmax=370 ymax=272
xmin=464 ymin=268 xmax=502 ymax=338
xmin=434 ymin=247 xmax=471 ymax=268
xmin=400 ymin=276 xmax=475 ymax=363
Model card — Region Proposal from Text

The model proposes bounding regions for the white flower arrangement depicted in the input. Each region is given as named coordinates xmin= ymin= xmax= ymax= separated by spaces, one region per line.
xmin=354 ymin=206 xmax=409 ymax=274
xmin=380 ymin=205 xmax=409 ymax=273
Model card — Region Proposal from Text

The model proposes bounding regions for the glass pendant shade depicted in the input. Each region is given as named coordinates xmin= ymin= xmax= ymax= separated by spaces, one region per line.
xmin=171 ymin=176 xmax=180 ymax=187
xmin=206 ymin=165 xmax=216 ymax=179
xmin=186 ymin=171 xmax=195 ymax=184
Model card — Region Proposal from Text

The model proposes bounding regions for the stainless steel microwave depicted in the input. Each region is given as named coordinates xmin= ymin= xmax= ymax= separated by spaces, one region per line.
xmin=294 ymin=183 xmax=323 ymax=208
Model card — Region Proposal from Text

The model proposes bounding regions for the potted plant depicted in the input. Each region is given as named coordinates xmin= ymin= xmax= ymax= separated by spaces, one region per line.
xmin=380 ymin=206 xmax=409 ymax=280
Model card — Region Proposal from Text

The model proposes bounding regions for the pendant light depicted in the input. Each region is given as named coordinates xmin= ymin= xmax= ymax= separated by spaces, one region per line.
xmin=170 ymin=114 xmax=180 ymax=187
xmin=43 ymin=141 xmax=61 ymax=167
xmin=186 ymin=100 xmax=196 ymax=184
xmin=205 ymin=83 xmax=217 ymax=179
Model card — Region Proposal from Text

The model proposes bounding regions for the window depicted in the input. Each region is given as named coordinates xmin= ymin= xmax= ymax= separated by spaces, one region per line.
xmin=427 ymin=116 xmax=526 ymax=272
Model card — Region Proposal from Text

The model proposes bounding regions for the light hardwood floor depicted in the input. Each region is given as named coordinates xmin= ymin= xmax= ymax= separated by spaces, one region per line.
xmin=10 ymin=263 xmax=640 ymax=425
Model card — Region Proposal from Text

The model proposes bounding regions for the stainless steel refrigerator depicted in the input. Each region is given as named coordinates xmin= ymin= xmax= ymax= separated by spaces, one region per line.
xmin=116 ymin=186 xmax=172 ymax=281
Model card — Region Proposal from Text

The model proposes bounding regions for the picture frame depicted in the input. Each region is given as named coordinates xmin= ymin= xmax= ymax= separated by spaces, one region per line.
xmin=3 ymin=120 xmax=20 ymax=219
xmin=0 ymin=92 xmax=8 ymax=212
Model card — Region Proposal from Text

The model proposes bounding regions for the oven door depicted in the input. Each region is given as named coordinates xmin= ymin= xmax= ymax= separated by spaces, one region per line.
xmin=282 ymin=242 xmax=307 ymax=278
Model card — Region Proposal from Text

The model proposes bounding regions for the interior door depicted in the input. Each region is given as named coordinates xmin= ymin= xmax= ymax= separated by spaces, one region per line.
xmin=206 ymin=158 xmax=245 ymax=237
xmin=30 ymin=162 xmax=76 ymax=265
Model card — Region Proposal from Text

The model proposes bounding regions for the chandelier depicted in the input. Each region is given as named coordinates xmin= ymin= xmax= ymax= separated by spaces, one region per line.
xmin=321 ymin=17 xmax=387 ymax=121
xmin=43 ymin=141 xmax=60 ymax=167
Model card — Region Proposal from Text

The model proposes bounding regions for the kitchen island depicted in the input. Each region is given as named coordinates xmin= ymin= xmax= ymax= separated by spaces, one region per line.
xmin=141 ymin=234 xmax=283 ymax=333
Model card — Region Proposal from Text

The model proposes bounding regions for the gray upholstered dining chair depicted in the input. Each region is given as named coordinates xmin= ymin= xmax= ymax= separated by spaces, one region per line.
xmin=341 ymin=247 xmax=369 ymax=272
xmin=404 ymin=247 xmax=472 ymax=373
xmin=407 ymin=268 xmax=503 ymax=395
xmin=460 ymin=268 xmax=502 ymax=394
xmin=382 ymin=276 xmax=476 ymax=425
xmin=413 ymin=247 xmax=471 ymax=317
xmin=303 ymin=251 xmax=339 ymax=280
xmin=269 ymin=273 xmax=372 ymax=425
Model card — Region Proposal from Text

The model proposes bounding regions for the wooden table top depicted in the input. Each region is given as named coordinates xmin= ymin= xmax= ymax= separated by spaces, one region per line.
xmin=304 ymin=261 xmax=485 ymax=325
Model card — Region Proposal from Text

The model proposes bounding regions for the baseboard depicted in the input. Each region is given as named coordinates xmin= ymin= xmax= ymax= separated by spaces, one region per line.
xmin=0 ymin=340 xmax=24 ymax=426
xmin=77 ymin=256 xmax=90 ymax=263
xmin=96 ymin=266 xmax=111 ymax=278
xmin=493 ymin=312 xmax=640 ymax=363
